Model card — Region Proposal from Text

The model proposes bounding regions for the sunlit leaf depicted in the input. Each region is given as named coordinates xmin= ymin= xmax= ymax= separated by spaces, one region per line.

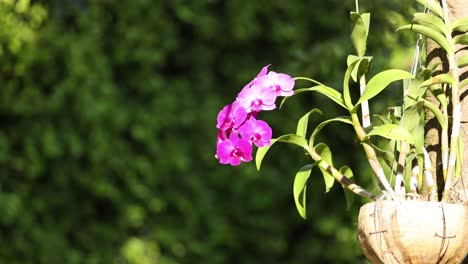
xmin=451 ymin=17 xmax=468 ymax=32
xmin=350 ymin=12 xmax=370 ymax=57
xmin=309 ymin=117 xmax=352 ymax=147
xmin=453 ymin=34 xmax=468 ymax=45
xmin=314 ymin=143 xmax=335 ymax=192
xmin=372 ymin=114 xmax=392 ymax=125
xmin=293 ymin=164 xmax=314 ymax=219
xmin=296 ymin=109 xmax=322 ymax=137
xmin=418 ymin=97 xmax=447 ymax=129
xmin=456 ymin=54 xmax=468 ymax=68
xmin=460 ymin=79 xmax=468 ymax=90
xmin=419 ymin=73 xmax=455 ymax=87
xmin=355 ymin=69 xmax=413 ymax=106
xmin=413 ymin=12 xmax=450 ymax=36
xmin=339 ymin=166 xmax=355 ymax=210
xmin=416 ymin=0 xmax=443 ymax=18
xmin=347 ymin=54 xmax=360 ymax=66
xmin=397 ymin=24 xmax=453 ymax=54
xmin=365 ymin=124 xmax=415 ymax=144
xmin=283 ymin=85 xmax=346 ymax=109
xmin=343 ymin=61 xmax=355 ymax=109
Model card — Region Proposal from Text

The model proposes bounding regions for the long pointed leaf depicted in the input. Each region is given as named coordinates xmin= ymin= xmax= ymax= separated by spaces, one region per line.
xmin=418 ymin=97 xmax=447 ymax=129
xmin=413 ymin=12 xmax=450 ymax=36
xmin=366 ymin=124 xmax=415 ymax=144
xmin=296 ymin=109 xmax=322 ymax=137
xmin=397 ymin=24 xmax=453 ymax=54
xmin=456 ymin=54 xmax=468 ymax=68
xmin=351 ymin=12 xmax=370 ymax=57
xmin=415 ymin=0 xmax=443 ymax=18
xmin=420 ymin=73 xmax=455 ymax=87
xmin=314 ymin=143 xmax=335 ymax=192
xmin=453 ymin=34 xmax=468 ymax=45
xmin=343 ymin=62 xmax=355 ymax=109
xmin=356 ymin=69 xmax=413 ymax=106
xmin=452 ymin=17 xmax=468 ymax=32
xmin=283 ymin=85 xmax=346 ymax=109
xmin=293 ymin=164 xmax=314 ymax=219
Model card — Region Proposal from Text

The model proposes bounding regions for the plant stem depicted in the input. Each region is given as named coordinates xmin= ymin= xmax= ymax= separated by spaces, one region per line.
xmin=441 ymin=0 xmax=461 ymax=201
xmin=351 ymin=112 xmax=397 ymax=199
xmin=359 ymin=75 xmax=371 ymax=129
xmin=306 ymin=147 xmax=376 ymax=199
xmin=395 ymin=142 xmax=409 ymax=195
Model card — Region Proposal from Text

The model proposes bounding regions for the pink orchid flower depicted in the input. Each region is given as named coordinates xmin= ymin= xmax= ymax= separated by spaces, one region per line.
xmin=256 ymin=71 xmax=295 ymax=97
xmin=236 ymin=84 xmax=277 ymax=113
xmin=216 ymin=101 xmax=248 ymax=131
xmin=216 ymin=133 xmax=253 ymax=166
xmin=238 ymin=116 xmax=272 ymax=147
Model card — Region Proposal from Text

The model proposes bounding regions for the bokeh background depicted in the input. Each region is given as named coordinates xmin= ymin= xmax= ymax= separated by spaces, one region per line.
xmin=0 ymin=0 xmax=417 ymax=263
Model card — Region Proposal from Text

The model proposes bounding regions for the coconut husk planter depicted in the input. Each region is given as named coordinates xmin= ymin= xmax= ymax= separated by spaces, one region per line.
xmin=357 ymin=199 xmax=468 ymax=264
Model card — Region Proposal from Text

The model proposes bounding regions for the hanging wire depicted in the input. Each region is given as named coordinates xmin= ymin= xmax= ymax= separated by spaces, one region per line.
xmin=355 ymin=0 xmax=359 ymax=13
xmin=389 ymin=2 xmax=429 ymax=185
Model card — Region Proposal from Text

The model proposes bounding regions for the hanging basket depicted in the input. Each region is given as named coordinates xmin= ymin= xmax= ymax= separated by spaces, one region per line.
xmin=357 ymin=200 xmax=468 ymax=264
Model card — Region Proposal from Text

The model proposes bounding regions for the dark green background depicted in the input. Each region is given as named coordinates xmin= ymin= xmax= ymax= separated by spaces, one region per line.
xmin=0 ymin=0 xmax=415 ymax=263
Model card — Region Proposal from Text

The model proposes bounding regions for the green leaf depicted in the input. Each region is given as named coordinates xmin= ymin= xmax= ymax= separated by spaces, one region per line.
xmin=296 ymin=109 xmax=322 ymax=137
xmin=372 ymin=114 xmax=392 ymax=125
xmin=372 ymin=142 xmax=395 ymax=168
xmin=397 ymin=24 xmax=453 ymax=54
xmin=413 ymin=12 xmax=450 ymax=36
xmin=285 ymin=85 xmax=346 ymax=109
xmin=451 ymin=17 xmax=468 ymax=32
xmin=339 ymin=166 xmax=355 ymax=210
xmin=403 ymin=103 xmax=425 ymax=153
xmin=356 ymin=69 xmax=413 ymax=106
xmin=453 ymin=34 xmax=468 ymax=45
xmin=255 ymin=134 xmax=309 ymax=170
xmin=346 ymin=54 xmax=360 ymax=66
xmin=366 ymin=124 xmax=415 ymax=144
xmin=343 ymin=62 xmax=355 ymax=109
xmin=416 ymin=0 xmax=443 ymax=18
xmin=456 ymin=54 xmax=468 ymax=68
xmin=420 ymin=73 xmax=455 ymax=87
xmin=314 ymin=143 xmax=335 ymax=192
xmin=255 ymin=138 xmax=278 ymax=170
xmin=419 ymin=97 xmax=447 ymax=129
xmin=309 ymin=117 xmax=352 ymax=147
xmin=293 ymin=164 xmax=314 ymax=219
xmin=350 ymin=56 xmax=373 ymax=82
xmin=401 ymin=103 xmax=422 ymax=133
xmin=350 ymin=12 xmax=370 ymax=57
xmin=405 ymin=68 xmax=432 ymax=109
xmin=460 ymin=78 xmax=468 ymax=89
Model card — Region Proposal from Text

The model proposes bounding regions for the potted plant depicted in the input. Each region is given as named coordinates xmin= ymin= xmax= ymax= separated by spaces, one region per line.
xmin=215 ymin=0 xmax=468 ymax=263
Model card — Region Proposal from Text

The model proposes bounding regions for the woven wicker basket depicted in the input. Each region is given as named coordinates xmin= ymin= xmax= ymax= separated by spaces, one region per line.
xmin=357 ymin=200 xmax=468 ymax=264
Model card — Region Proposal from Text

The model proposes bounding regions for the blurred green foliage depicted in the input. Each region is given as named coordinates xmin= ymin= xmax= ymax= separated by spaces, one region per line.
xmin=0 ymin=0 xmax=415 ymax=263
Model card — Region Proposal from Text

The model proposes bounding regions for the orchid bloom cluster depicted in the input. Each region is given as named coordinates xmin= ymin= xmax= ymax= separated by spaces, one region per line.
xmin=215 ymin=65 xmax=295 ymax=166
